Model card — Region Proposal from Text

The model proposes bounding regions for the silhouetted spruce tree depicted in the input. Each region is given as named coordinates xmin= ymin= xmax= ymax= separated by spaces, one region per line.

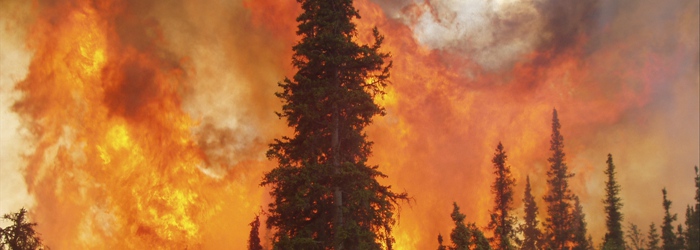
xmin=647 ymin=223 xmax=661 ymax=250
xmin=248 ymin=215 xmax=263 ymax=250
xmin=521 ymin=176 xmax=542 ymax=250
xmin=0 ymin=208 xmax=43 ymax=250
xmin=661 ymin=188 xmax=678 ymax=250
xmin=543 ymin=109 xmax=576 ymax=249
xmin=487 ymin=142 xmax=517 ymax=250
xmin=470 ymin=226 xmax=492 ymax=250
xmin=261 ymin=0 xmax=408 ymax=249
xmin=685 ymin=166 xmax=700 ymax=250
xmin=448 ymin=202 xmax=492 ymax=250
xmin=450 ymin=203 xmax=471 ymax=250
xmin=675 ymin=225 xmax=685 ymax=249
xmin=451 ymin=203 xmax=472 ymax=250
xmin=683 ymin=206 xmax=700 ymax=249
xmin=438 ymin=234 xmax=448 ymax=250
xmin=602 ymin=154 xmax=624 ymax=250
xmin=626 ymin=223 xmax=646 ymax=250
xmin=571 ymin=196 xmax=592 ymax=250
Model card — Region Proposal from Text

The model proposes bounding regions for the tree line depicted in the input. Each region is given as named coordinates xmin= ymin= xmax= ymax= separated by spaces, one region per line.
xmin=432 ymin=109 xmax=700 ymax=250
xmin=247 ymin=0 xmax=699 ymax=249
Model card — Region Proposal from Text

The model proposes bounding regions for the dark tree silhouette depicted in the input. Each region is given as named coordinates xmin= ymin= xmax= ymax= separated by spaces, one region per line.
xmin=261 ymin=0 xmax=408 ymax=248
xmin=521 ymin=176 xmax=542 ymax=250
xmin=647 ymin=223 xmax=661 ymax=250
xmin=685 ymin=166 xmax=700 ymax=250
xmin=0 ymin=208 xmax=43 ymax=250
xmin=626 ymin=223 xmax=646 ymax=250
xmin=685 ymin=206 xmax=698 ymax=250
xmin=543 ymin=108 xmax=576 ymax=249
xmin=248 ymin=215 xmax=263 ymax=250
xmin=450 ymin=203 xmax=471 ymax=250
xmin=447 ymin=202 xmax=492 ymax=250
xmin=487 ymin=142 xmax=516 ymax=250
xmin=437 ymin=234 xmax=447 ymax=250
xmin=571 ymin=196 xmax=592 ymax=250
xmin=675 ymin=225 xmax=685 ymax=249
xmin=602 ymin=154 xmax=624 ymax=250
xmin=661 ymin=188 xmax=677 ymax=250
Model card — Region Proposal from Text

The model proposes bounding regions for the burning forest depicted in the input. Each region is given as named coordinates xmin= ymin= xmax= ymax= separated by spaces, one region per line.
xmin=0 ymin=0 xmax=698 ymax=249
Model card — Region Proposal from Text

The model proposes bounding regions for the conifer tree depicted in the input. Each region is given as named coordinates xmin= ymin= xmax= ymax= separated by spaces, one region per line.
xmin=521 ymin=176 xmax=541 ymax=250
xmin=675 ymin=225 xmax=685 ymax=249
xmin=661 ymin=188 xmax=677 ymax=250
xmin=0 ymin=208 xmax=43 ymax=250
xmin=626 ymin=223 xmax=646 ymax=250
xmin=543 ymin=109 xmax=576 ymax=249
xmin=602 ymin=154 xmax=624 ymax=250
xmin=684 ymin=206 xmax=697 ymax=250
xmin=261 ymin=0 xmax=408 ymax=249
xmin=647 ymin=223 xmax=661 ymax=250
xmin=571 ymin=196 xmax=592 ymax=250
xmin=487 ymin=142 xmax=517 ymax=250
xmin=248 ymin=215 xmax=263 ymax=250
xmin=438 ymin=234 xmax=447 ymax=250
xmin=470 ymin=226 xmax=492 ymax=250
xmin=685 ymin=166 xmax=700 ymax=250
xmin=448 ymin=203 xmax=492 ymax=250
xmin=450 ymin=203 xmax=472 ymax=250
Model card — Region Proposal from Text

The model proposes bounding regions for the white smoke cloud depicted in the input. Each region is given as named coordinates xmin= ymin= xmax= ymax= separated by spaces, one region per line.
xmin=378 ymin=0 xmax=542 ymax=71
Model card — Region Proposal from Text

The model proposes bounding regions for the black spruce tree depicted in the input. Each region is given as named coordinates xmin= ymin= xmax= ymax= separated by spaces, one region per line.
xmin=248 ymin=215 xmax=263 ymax=250
xmin=647 ymin=222 xmax=661 ymax=250
xmin=0 ymin=208 xmax=43 ymax=250
xmin=661 ymin=188 xmax=677 ymax=250
xmin=487 ymin=142 xmax=516 ymax=250
xmin=543 ymin=109 xmax=576 ymax=249
xmin=261 ymin=0 xmax=408 ymax=249
xmin=685 ymin=166 xmax=699 ymax=250
xmin=602 ymin=154 xmax=624 ymax=250
xmin=521 ymin=176 xmax=542 ymax=250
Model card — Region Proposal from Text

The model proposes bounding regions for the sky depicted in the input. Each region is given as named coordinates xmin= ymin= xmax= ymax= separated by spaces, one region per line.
xmin=0 ymin=0 xmax=698 ymax=249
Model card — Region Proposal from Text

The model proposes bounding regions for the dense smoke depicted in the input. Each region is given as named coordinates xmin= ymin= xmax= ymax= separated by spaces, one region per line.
xmin=0 ymin=0 xmax=697 ymax=249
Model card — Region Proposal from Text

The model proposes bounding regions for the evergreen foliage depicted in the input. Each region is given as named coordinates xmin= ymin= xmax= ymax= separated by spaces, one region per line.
xmin=571 ymin=196 xmax=592 ymax=250
xmin=450 ymin=203 xmax=471 ymax=250
xmin=521 ymin=176 xmax=541 ymax=250
xmin=647 ymin=223 xmax=661 ymax=250
xmin=626 ymin=223 xmax=646 ymax=250
xmin=487 ymin=142 xmax=517 ymax=250
xmin=602 ymin=154 xmax=624 ymax=250
xmin=447 ymin=203 xmax=492 ymax=250
xmin=0 ymin=208 xmax=43 ymax=250
xmin=543 ymin=109 xmax=576 ymax=249
xmin=675 ymin=225 xmax=685 ymax=249
xmin=438 ymin=234 xmax=448 ymax=250
xmin=261 ymin=0 xmax=408 ymax=249
xmin=661 ymin=188 xmax=678 ymax=250
xmin=248 ymin=215 xmax=263 ymax=250
xmin=685 ymin=166 xmax=700 ymax=250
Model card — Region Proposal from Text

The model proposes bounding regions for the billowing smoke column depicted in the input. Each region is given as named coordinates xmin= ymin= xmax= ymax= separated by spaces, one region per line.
xmin=0 ymin=0 xmax=698 ymax=249
xmin=1 ymin=0 xmax=283 ymax=248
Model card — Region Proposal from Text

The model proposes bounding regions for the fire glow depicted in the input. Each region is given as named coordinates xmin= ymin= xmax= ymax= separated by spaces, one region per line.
xmin=0 ymin=0 xmax=698 ymax=249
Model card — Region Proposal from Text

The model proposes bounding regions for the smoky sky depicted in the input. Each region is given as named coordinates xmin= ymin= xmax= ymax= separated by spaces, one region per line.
xmin=0 ymin=0 xmax=697 ymax=249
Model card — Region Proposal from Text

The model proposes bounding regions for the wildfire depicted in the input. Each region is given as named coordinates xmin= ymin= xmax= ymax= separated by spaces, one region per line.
xmin=8 ymin=0 xmax=221 ymax=248
xmin=0 ymin=0 xmax=697 ymax=249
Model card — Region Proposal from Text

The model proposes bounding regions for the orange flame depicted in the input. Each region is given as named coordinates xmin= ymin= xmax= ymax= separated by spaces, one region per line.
xmin=10 ymin=0 xmax=222 ymax=248
xmin=1 ymin=0 xmax=697 ymax=249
